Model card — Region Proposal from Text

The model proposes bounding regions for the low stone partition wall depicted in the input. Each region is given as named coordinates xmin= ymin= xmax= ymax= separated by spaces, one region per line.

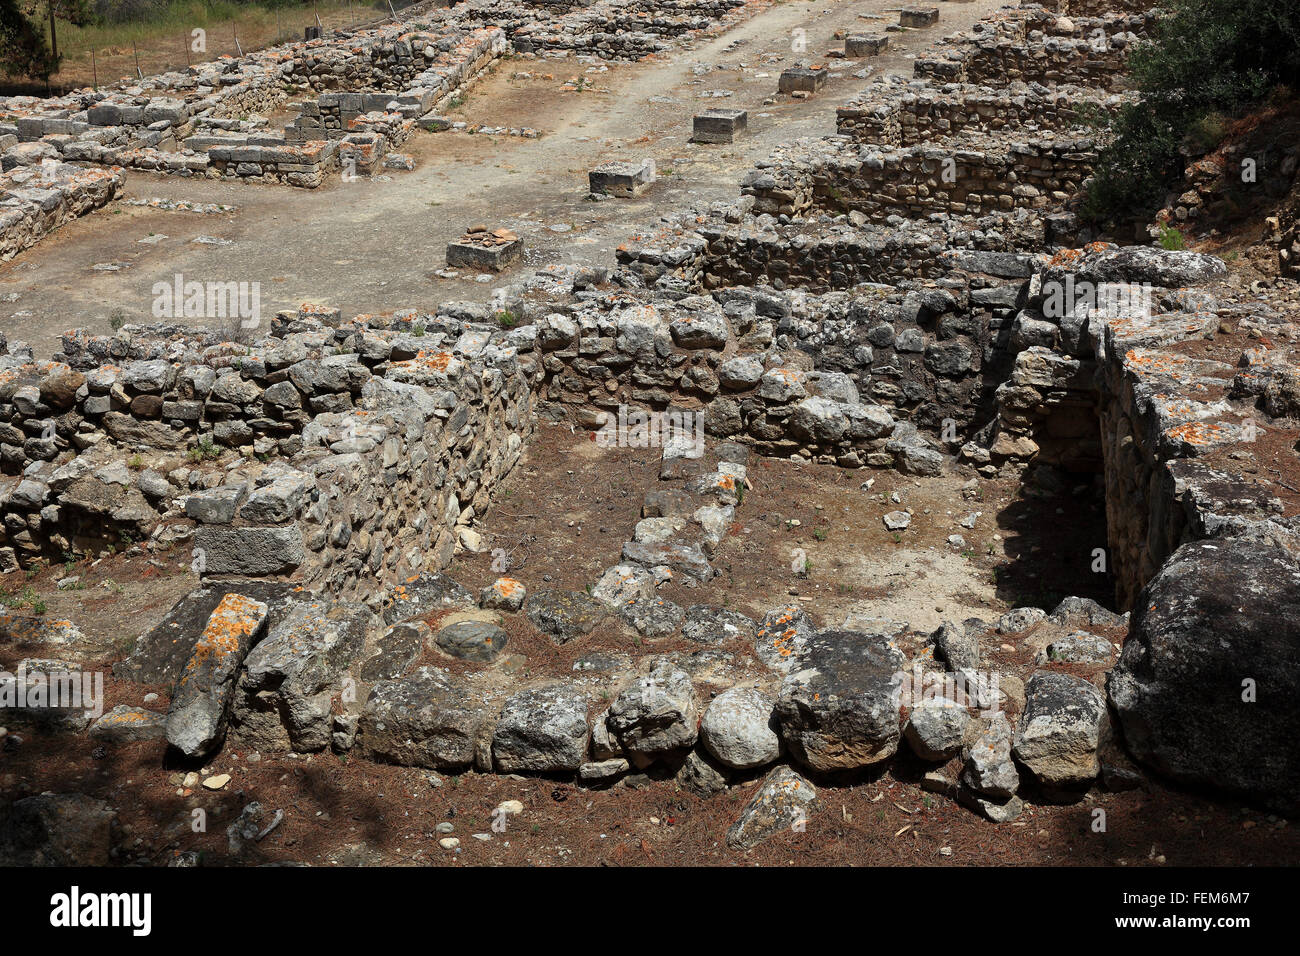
xmin=742 ymin=135 xmax=1098 ymax=221
xmin=915 ymin=30 xmax=1138 ymax=90
xmin=612 ymin=200 xmax=1048 ymax=294
xmin=502 ymin=284 xmax=980 ymax=468
xmin=695 ymin=211 xmax=1045 ymax=292
xmin=837 ymin=78 xmax=1130 ymax=147
xmin=0 ymin=162 xmax=123 ymax=262
xmin=1032 ymin=0 xmax=1156 ymax=16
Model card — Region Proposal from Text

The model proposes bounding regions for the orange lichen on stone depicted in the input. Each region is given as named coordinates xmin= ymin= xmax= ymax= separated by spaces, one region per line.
xmin=391 ymin=350 xmax=453 ymax=373
xmin=493 ymin=578 xmax=524 ymax=597
xmin=1165 ymin=421 xmax=1229 ymax=446
xmin=178 ymin=593 xmax=263 ymax=687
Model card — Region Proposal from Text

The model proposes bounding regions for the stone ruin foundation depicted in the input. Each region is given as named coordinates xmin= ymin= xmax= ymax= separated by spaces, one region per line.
xmin=0 ymin=0 xmax=1297 ymax=865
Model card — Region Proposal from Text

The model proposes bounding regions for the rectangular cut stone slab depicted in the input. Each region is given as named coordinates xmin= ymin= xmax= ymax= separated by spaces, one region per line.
xmin=778 ymin=67 xmax=829 ymax=95
xmin=845 ymin=34 xmax=889 ymax=56
xmin=900 ymin=7 xmax=939 ymax=28
xmin=165 ymin=593 xmax=269 ymax=759
xmin=588 ymin=161 xmax=653 ymax=197
xmin=692 ymin=109 xmax=748 ymax=144
xmin=193 ymin=525 xmax=306 ymax=576
xmin=446 ymin=237 xmax=523 ymax=272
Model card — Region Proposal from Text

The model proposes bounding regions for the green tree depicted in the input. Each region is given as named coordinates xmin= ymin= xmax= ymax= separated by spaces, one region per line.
xmin=0 ymin=0 xmax=52 ymax=77
xmin=1085 ymin=0 xmax=1300 ymax=225
xmin=1 ymin=0 xmax=93 ymax=79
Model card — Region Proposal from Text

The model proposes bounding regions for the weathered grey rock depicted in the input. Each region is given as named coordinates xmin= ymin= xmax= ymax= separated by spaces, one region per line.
xmin=358 ymin=621 xmax=428 ymax=682
xmin=184 ymin=485 xmax=246 ymax=524
xmin=997 ymin=606 xmax=1047 ymax=634
xmin=719 ymin=355 xmax=764 ymax=390
xmin=682 ymin=605 xmax=756 ymax=645
xmin=356 ymin=666 xmax=487 ymax=770
xmin=591 ymin=564 xmax=656 ymax=611
xmin=883 ymin=510 xmax=911 ymax=531
xmin=700 ymin=687 xmax=781 ymax=770
xmin=240 ymin=472 xmax=312 ymax=523
xmin=1049 ymin=595 xmax=1126 ymax=630
xmin=1050 ymin=244 xmax=1227 ymax=289
xmin=607 ymin=661 xmax=698 ymax=768
xmin=676 ymin=749 xmax=729 ymax=797
xmin=958 ymin=789 xmax=1024 ymax=823
xmin=961 ymin=713 xmax=1019 ymax=799
xmin=525 ymin=590 xmax=606 ymax=644
xmin=1013 ymin=671 xmax=1105 ymax=790
xmin=480 ymin=577 xmax=526 ymax=612
xmin=579 ymin=758 xmax=629 ymax=784
xmin=618 ymin=597 xmax=685 ymax=637
xmin=1038 ymin=631 xmax=1114 ymax=664
xmin=725 ymin=766 xmax=819 ymax=850
xmin=229 ymin=601 xmax=377 ymax=752
xmin=165 ymin=594 xmax=269 ymax=760
xmin=904 ymin=696 xmax=971 ymax=761
xmin=90 ymin=705 xmax=168 ymax=742
xmin=493 ymin=684 xmax=589 ymax=773
xmin=755 ymin=605 xmax=818 ymax=672
xmin=192 ymin=525 xmax=305 ymax=575
xmin=1108 ymin=539 xmax=1300 ymax=813
xmin=775 ymin=629 xmax=905 ymax=772
xmin=381 ymin=572 xmax=475 ymax=624
xmin=621 ymin=539 xmax=713 ymax=581
xmin=0 ymin=793 xmax=116 ymax=866
xmin=590 ymin=708 xmax=623 ymax=760
xmin=435 ymin=618 xmax=508 ymax=662
xmin=930 ymin=619 xmax=980 ymax=671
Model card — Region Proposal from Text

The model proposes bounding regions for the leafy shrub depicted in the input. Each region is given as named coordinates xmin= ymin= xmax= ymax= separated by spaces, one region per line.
xmin=1085 ymin=0 xmax=1300 ymax=225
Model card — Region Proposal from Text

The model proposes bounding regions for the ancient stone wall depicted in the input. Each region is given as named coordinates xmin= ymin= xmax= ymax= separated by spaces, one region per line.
xmin=742 ymin=136 xmax=1099 ymax=221
xmin=837 ymin=79 xmax=1130 ymax=147
xmin=0 ymin=163 xmax=122 ymax=262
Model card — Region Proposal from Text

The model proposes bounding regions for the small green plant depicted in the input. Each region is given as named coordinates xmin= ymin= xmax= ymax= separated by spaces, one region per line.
xmin=108 ymin=308 xmax=129 ymax=332
xmin=812 ymin=527 xmax=827 ymax=542
xmin=127 ymin=454 xmax=144 ymax=470
xmin=187 ymin=436 xmax=221 ymax=463
xmin=1158 ymin=223 xmax=1187 ymax=251
xmin=495 ymin=309 xmax=517 ymax=328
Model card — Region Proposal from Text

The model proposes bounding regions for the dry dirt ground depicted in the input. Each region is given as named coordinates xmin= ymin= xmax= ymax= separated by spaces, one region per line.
xmin=2 ymin=426 xmax=1295 ymax=866
xmin=0 ymin=0 xmax=1007 ymax=355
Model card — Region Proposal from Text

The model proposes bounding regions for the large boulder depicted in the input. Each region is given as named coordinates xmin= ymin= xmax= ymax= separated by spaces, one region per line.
xmin=607 ymin=661 xmax=698 ymax=768
xmin=1108 ymin=539 xmax=1300 ymax=813
xmin=700 ymin=687 xmax=781 ymax=770
xmin=774 ymin=629 xmax=905 ymax=772
xmin=1013 ymin=671 xmax=1105 ymax=790
xmin=114 ymin=582 xmax=299 ymax=684
xmin=356 ymin=667 xmax=488 ymax=770
xmin=165 ymin=594 xmax=269 ymax=760
xmin=229 ymin=601 xmax=378 ymax=752
xmin=492 ymin=684 xmax=589 ymax=773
